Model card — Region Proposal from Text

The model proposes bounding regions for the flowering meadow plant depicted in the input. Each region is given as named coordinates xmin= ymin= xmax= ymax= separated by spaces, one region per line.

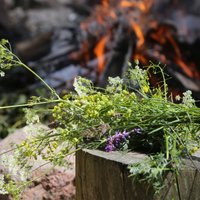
xmin=105 ymin=130 xmax=130 ymax=152
xmin=1 ymin=39 xmax=200 ymax=198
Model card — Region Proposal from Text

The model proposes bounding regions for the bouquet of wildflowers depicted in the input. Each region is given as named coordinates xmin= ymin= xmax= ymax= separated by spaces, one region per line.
xmin=1 ymin=39 xmax=200 ymax=198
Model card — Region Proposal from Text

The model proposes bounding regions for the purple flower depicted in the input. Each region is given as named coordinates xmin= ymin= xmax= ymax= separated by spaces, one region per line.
xmin=105 ymin=131 xmax=130 ymax=152
xmin=105 ymin=144 xmax=116 ymax=152
xmin=133 ymin=127 xmax=142 ymax=134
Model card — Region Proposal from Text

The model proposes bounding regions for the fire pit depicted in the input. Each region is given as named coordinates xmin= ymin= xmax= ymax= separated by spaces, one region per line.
xmin=26 ymin=0 xmax=200 ymax=100
xmin=1 ymin=0 xmax=200 ymax=98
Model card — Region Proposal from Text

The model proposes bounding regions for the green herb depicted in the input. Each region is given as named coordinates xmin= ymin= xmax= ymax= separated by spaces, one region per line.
xmin=0 ymin=39 xmax=200 ymax=198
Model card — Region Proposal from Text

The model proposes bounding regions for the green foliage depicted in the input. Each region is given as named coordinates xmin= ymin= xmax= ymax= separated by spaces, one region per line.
xmin=129 ymin=153 xmax=170 ymax=193
xmin=0 ymin=39 xmax=15 ymax=74
xmin=1 ymin=39 xmax=200 ymax=198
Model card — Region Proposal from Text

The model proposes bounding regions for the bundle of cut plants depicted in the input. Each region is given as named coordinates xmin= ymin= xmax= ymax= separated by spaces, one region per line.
xmin=25 ymin=63 xmax=200 ymax=194
xmin=52 ymin=63 xmax=200 ymax=193
xmin=1 ymin=39 xmax=200 ymax=197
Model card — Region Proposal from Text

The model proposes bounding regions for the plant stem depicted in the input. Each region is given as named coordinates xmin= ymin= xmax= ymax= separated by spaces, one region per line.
xmin=18 ymin=62 xmax=60 ymax=99
xmin=165 ymin=134 xmax=169 ymax=160
xmin=0 ymin=99 xmax=61 ymax=110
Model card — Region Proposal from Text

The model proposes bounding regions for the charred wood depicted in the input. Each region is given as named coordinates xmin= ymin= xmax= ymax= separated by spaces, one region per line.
xmin=65 ymin=3 xmax=91 ymax=16
xmin=15 ymin=32 xmax=52 ymax=62
xmin=100 ymin=20 xmax=136 ymax=85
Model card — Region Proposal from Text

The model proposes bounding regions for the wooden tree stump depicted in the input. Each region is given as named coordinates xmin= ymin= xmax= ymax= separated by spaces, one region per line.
xmin=76 ymin=149 xmax=200 ymax=200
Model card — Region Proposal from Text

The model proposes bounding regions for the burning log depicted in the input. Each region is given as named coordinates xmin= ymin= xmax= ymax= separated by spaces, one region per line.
xmin=100 ymin=20 xmax=137 ymax=85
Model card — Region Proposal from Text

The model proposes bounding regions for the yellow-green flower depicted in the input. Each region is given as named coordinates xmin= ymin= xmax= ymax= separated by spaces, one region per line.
xmin=143 ymin=85 xmax=149 ymax=93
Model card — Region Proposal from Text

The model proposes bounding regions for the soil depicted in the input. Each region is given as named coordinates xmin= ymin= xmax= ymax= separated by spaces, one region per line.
xmin=22 ymin=170 xmax=75 ymax=200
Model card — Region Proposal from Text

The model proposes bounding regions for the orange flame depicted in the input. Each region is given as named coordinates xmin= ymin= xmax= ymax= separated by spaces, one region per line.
xmin=134 ymin=53 xmax=148 ymax=64
xmin=102 ymin=0 xmax=109 ymax=7
xmin=78 ymin=0 xmax=200 ymax=88
xmin=120 ymin=0 xmax=153 ymax=12
xmin=175 ymin=58 xmax=194 ymax=78
xmin=109 ymin=10 xmax=117 ymax=19
xmin=120 ymin=1 xmax=146 ymax=12
xmin=150 ymin=32 xmax=166 ymax=45
xmin=94 ymin=36 xmax=109 ymax=73
xmin=130 ymin=21 xmax=145 ymax=48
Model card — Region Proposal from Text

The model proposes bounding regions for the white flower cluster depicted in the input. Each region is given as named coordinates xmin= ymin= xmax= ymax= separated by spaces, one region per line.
xmin=0 ymin=70 xmax=5 ymax=77
xmin=0 ymin=174 xmax=8 ymax=194
xmin=24 ymin=108 xmax=40 ymax=125
xmin=182 ymin=90 xmax=195 ymax=108
xmin=73 ymin=76 xmax=93 ymax=96
xmin=0 ymin=153 xmax=29 ymax=182
xmin=106 ymin=76 xmax=123 ymax=93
